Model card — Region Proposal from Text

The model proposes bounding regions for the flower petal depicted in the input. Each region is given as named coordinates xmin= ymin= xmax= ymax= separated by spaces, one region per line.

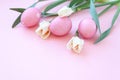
xmin=66 ymin=36 xmax=84 ymax=54
xmin=57 ymin=6 xmax=74 ymax=17
xmin=35 ymin=21 xmax=50 ymax=39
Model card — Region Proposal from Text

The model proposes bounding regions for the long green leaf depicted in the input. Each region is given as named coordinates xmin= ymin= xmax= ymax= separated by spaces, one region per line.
xmin=43 ymin=0 xmax=66 ymax=13
xmin=38 ymin=0 xmax=44 ymax=1
xmin=95 ymin=0 xmax=120 ymax=7
xmin=12 ymin=14 xmax=21 ymax=28
xmin=10 ymin=8 xmax=25 ymax=13
xmin=110 ymin=7 xmax=120 ymax=28
xmin=29 ymin=0 xmax=45 ymax=8
xmin=98 ymin=5 xmax=113 ymax=16
xmin=10 ymin=0 xmax=44 ymax=13
xmin=10 ymin=0 xmax=44 ymax=28
xmin=77 ymin=1 xmax=90 ymax=11
xmin=90 ymin=0 xmax=101 ymax=34
xmin=29 ymin=1 xmax=39 ymax=8
xmin=72 ymin=0 xmax=89 ymax=11
xmin=69 ymin=0 xmax=83 ymax=7
xmin=41 ymin=12 xmax=58 ymax=17
xmin=95 ymin=7 xmax=120 ymax=44
xmin=78 ymin=0 xmax=120 ymax=10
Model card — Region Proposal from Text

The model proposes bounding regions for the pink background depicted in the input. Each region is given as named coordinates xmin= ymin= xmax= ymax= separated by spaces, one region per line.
xmin=0 ymin=0 xmax=120 ymax=80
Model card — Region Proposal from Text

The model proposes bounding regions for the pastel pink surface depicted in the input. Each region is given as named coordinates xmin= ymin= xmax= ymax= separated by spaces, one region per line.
xmin=0 ymin=0 xmax=120 ymax=80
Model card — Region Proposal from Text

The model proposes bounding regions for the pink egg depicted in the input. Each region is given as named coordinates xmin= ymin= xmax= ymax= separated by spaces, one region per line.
xmin=78 ymin=18 xmax=97 ymax=39
xmin=21 ymin=8 xmax=41 ymax=27
xmin=50 ymin=17 xmax=72 ymax=36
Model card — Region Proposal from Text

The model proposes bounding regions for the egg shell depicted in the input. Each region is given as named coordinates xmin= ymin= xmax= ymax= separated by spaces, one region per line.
xmin=50 ymin=17 xmax=72 ymax=36
xmin=21 ymin=8 xmax=41 ymax=27
xmin=78 ymin=18 xmax=97 ymax=39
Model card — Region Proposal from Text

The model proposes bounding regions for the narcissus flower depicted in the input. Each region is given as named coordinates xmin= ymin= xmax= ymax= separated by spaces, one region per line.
xmin=57 ymin=6 xmax=74 ymax=17
xmin=66 ymin=36 xmax=84 ymax=54
xmin=35 ymin=21 xmax=50 ymax=39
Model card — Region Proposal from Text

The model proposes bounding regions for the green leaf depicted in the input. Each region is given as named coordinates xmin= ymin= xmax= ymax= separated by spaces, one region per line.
xmin=77 ymin=0 xmax=120 ymax=10
xmin=11 ymin=0 xmax=45 ymax=28
xmin=10 ymin=1 xmax=44 ymax=13
xmin=76 ymin=1 xmax=90 ymax=11
xmin=69 ymin=0 xmax=83 ymax=7
xmin=94 ymin=29 xmax=111 ymax=44
xmin=43 ymin=0 xmax=67 ymax=13
xmin=12 ymin=14 xmax=21 ymax=28
xmin=72 ymin=0 xmax=89 ymax=11
xmin=90 ymin=0 xmax=101 ymax=34
xmin=10 ymin=8 xmax=25 ymax=13
xmin=95 ymin=0 xmax=120 ymax=7
xmin=95 ymin=7 xmax=120 ymax=44
xmin=95 ymin=0 xmax=104 ymax=3
xmin=29 ymin=1 xmax=39 ymax=8
xmin=10 ymin=1 xmax=41 ymax=12
xmin=29 ymin=0 xmax=45 ymax=8
xmin=116 ymin=2 xmax=120 ymax=7
xmin=38 ymin=0 xmax=44 ymax=1
xmin=98 ymin=4 xmax=113 ymax=16
xmin=110 ymin=7 xmax=120 ymax=28
xmin=41 ymin=12 xmax=58 ymax=17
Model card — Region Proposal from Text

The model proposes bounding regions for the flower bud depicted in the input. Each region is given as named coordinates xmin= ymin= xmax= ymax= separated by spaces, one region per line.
xmin=57 ymin=6 xmax=74 ymax=17
xmin=35 ymin=21 xmax=50 ymax=39
xmin=66 ymin=36 xmax=84 ymax=54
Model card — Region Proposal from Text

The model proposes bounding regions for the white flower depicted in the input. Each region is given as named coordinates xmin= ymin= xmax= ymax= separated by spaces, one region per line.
xmin=66 ymin=36 xmax=84 ymax=54
xmin=57 ymin=6 xmax=74 ymax=17
xmin=35 ymin=21 xmax=50 ymax=39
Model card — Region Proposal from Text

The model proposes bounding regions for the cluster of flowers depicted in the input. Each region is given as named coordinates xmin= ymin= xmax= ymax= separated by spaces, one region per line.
xmin=11 ymin=0 xmax=120 ymax=54
xmin=21 ymin=6 xmax=90 ymax=53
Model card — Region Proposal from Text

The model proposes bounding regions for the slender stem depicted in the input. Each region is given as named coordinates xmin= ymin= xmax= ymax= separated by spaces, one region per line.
xmin=72 ymin=1 xmax=89 ymax=11
xmin=41 ymin=0 xmax=120 ymax=17
xmin=75 ymin=30 xmax=79 ymax=37
xmin=41 ymin=12 xmax=58 ymax=17
xmin=98 ymin=4 xmax=113 ymax=16
xmin=78 ymin=0 xmax=120 ymax=10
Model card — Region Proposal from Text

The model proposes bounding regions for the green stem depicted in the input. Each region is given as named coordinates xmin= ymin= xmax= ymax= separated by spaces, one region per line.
xmin=98 ymin=4 xmax=113 ymax=16
xmin=76 ymin=0 xmax=120 ymax=10
xmin=41 ymin=12 xmax=58 ymax=17
xmin=95 ymin=6 xmax=120 ymax=44
xmin=75 ymin=30 xmax=79 ymax=37
xmin=95 ymin=0 xmax=120 ymax=7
